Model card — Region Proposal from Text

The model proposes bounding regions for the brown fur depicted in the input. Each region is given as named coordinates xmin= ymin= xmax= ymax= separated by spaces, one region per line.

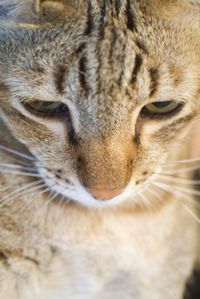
xmin=0 ymin=0 xmax=200 ymax=298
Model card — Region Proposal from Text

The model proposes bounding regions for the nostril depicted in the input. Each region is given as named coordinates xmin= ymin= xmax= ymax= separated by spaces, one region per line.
xmin=142 ymin=171 xmax=148 ymax=177
xmin=82 ymin=181 xmax=90 ymax=188
xmin=128 ymin=159 xmax=134 ymax=168
xmin=86 ymin=188 xmax=124 ymax=200
xmin=77 ymin=156 xmax=86 ymax=170
xmin=55 ymin=169 xmax=63 ymax=179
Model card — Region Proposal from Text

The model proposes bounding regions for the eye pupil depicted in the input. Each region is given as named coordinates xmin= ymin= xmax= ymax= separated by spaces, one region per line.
xmin=152 ymin=101 xmax=172 ymax=109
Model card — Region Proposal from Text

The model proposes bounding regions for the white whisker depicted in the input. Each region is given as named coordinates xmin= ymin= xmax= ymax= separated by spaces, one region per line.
xmin=156 ymin=165 xmax=200 ymax=175
xmin=36 ymin=187 xmax=58 ymax=219
xmin=145 ymin=185 xmax=163 ymax=202
xmin=18 ymin=186 xmax=50 ymax=214
xmin=0 ymin=163 xmax=38 ymax=171
xmin=150 ymin=181 xmax=200 ymax=210
xmin=154 ymin=173 xmax=200 ymax=185
xmin=161 ymin=157 xmax=200 ymax=167
xmin=0 ymin=169 xmax=44 ymax=178
xmin=0 ymin=179 xmax=44 ymax=204
xmin=0 ymin=144 xmax=36 ymax=161
xmin=0 ymin=163 xmax=30 ymax=167
xmin=182 ymin=203 xmax=200 ymax=225
xmin=151 ymin=179 xmax=200 ymax=197
xmin=138 ymin=191 xmax=152 ymax=207
xmin=0 ymin=182 xmax=46 ymax=207
xmin=150 ymin=179 xmax=200 ymax=215
xmin=0 ymin=186 xmax=11 ymax=193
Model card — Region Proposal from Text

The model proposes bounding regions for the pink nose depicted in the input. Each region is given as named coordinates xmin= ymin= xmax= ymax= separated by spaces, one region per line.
xmin=86 ymin=188 xmax=124 ymax=200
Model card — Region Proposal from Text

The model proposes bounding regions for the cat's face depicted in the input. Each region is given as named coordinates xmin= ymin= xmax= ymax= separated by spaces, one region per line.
xmin=0 ymin=0 xmax=200 ymax=207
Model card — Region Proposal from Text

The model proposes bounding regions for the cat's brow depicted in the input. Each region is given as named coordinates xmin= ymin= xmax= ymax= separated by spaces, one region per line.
xmin=85 ymin=0 xmax=94 ymax=35
xmin=125 ymin=0 xmax=137 ymax=31
xmin=79 ymin=56 xmax=90 ymax=95
xmin=131 ymin=54 xmax=143 ymax=84
xmin=54 ymin=65 xmax=67 ymax=95
xmin=149 ymin=68 xmax=160 ymax=97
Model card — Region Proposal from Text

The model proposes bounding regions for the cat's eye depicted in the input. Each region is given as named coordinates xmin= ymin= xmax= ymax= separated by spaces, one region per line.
xmin=143 ymin=101 xmax=182 ymax=117
xmin=23 ymin=100 xmax=64 ymax=115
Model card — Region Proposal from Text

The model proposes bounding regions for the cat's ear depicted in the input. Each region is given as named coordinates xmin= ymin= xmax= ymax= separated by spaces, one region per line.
xmin=0 ymin=0 xmax=74 ymax=23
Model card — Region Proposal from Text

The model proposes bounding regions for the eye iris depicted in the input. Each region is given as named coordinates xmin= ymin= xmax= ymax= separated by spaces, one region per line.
xmin=24 ymin=101 xmax=63 ymax=114
xmin=145 ymin=101 xmax=180 ymax=115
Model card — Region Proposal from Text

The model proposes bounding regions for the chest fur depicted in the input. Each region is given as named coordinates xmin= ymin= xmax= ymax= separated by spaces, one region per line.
xmin=1 ymin=200 xmax=198 ymax=299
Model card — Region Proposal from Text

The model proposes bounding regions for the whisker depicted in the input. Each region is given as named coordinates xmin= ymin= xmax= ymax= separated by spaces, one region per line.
xmin=145 ymin=185 xmax=163 ymax=202
xmin=0 ymin=162 xmax=34 ymax=168
xmin=0 ymin=179 xmax=44 ymax=204
xmin=154 ymin=172 xmax=200 ymax=185
xmin=137 ymin=187 xmax=155 ymax=208
xmin=0 ymin=183 xmax=46 ymax=207
xmin=161 ymin=157 xmax=200 ymax=167
xmin=150 ymin=180 xmax=200 ymax=211
xmin=18 ymin=186 xmax=50 ymax=214
xmin=0 ymin=163 xmax=39 ymax=171
xmin=156 ymin=165 xmax=200 ymax=175
xmin=57 ymin=194 xmax=67 ymax=209
xmin=182 ymin=203 xmax=200 ymax=225
xmin=155 ymin=179 xmax=200 ymax=225
xmin=151 ymin=180 xmax=200 ymax=197
xmin=0 ymin=186 xmax=11 ymax=193
xmin=0 ymin=169 xmax=45 ymax=178
xmin=36 ymin=187 xmax=58 ymax=219
xmin=0 ymin=144 xmax=36 ymax=161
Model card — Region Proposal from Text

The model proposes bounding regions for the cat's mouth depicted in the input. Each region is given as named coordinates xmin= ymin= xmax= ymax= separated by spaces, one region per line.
xmin=35 ymin=166 xmax=138 ymax=208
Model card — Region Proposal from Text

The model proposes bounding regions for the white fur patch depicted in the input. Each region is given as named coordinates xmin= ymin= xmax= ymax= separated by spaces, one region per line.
xmin=37 ymin=167 xmax=139 ymax=208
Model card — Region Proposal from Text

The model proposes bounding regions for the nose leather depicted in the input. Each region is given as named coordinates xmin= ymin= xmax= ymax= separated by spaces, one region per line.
xmin=86 ymin=188 xmax=124 ymax=200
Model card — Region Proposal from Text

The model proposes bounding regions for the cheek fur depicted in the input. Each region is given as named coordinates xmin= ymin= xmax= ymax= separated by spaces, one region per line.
xmin=1 ymin=106 xmax=60 ymax=145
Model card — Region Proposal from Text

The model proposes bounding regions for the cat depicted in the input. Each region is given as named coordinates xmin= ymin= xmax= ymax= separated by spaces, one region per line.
xmin=0 ymin=0 xmax=200 ymax=298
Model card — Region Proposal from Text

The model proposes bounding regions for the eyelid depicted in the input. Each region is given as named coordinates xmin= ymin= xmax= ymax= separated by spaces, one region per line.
xmin=146 ymin=99 xmax=185 ymax=105
xmin=21 ymin=99 xmax=65 ymax=117
xmin=19 ymin=98 xmax=58 ymax=104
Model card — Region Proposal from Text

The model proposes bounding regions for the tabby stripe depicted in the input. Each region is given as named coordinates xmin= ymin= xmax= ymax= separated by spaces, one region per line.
xmin=54 ymin=65 xmax=67 ymax=94
xmin=125 ymin=0 xmax=136 ymax=31
xmin=96 ymin=1 xmax=107 ymax=93
xmin=0 ymin=251 xmax=9 ymax=267
xmin=75 ymin=43 xmax=86 ymax=55
xmin=135 ymin=39 xmax=148 ymax=54
xmin=85 ymin=0 xmax=93 ymax=35
xmin=131 ymin=54 xmax=143 ymax=84
xmin=65 ymin=106 xmax=80 ymax=146
xmin=68 ymin=123 xmax=80 ymax=146
xmin=149 ymin=68 xmax=159 ymax=97
xmin=118 ymin=41 xmax=128 ymax=85
xmin=153 ymin=114 xmax=194 ymax=139
xmin=79 ymin=56 xmax=89 ymax=95
xmin=109 ymin=27 xmax=118 ymax=60
xmin=98 ymin=0 xmax=107 ymax=40
xmin=115 ymin=0 xmax=121 ymax=16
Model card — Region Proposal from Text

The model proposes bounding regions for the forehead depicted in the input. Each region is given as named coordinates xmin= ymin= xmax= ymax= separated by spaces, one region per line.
xmin=4 ymin=3 xmax=197 ymax=114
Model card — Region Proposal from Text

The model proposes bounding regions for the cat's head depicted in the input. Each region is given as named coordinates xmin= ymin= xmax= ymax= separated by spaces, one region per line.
xmin=0 ymin=0 xmax=200 ymax=208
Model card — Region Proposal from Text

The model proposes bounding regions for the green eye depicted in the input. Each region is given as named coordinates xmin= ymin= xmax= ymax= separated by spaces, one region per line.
xmin=144 ymin=101 xmax=181 ymax=115
xmin=24 ymin=100 xmax=64 ymax=115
